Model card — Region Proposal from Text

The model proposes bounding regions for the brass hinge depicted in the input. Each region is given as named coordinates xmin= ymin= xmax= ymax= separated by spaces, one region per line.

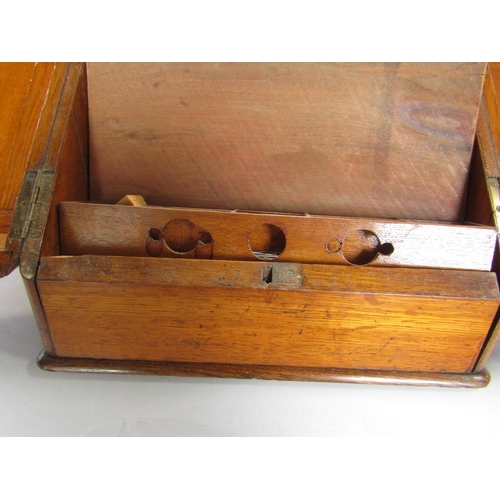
xmin=488 ymin=177 xmax=500 ymax=213
xmin=9 ymin=170 xmax=55 ymax=241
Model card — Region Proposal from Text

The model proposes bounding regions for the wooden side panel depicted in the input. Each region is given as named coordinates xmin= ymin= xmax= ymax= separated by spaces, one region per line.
xmin=10 ymin=63 xmax=89 ymax=280
xmin=0 ymin=62 xmax=58 ymax=269
xmin=0 ymin=63 xmax=71 ymax=277
xmin=39 ymin=68 xmax=89 ymax=262
xmin=37 ymin=256 xmax=500 ymax=373
xmin=0 ymin=63 xmax=55 ymax=216
xmin=472 ymin=64 xmax=500 ymax=372
xmin=88 ymin=63 xmax=485 ymax=222
xmin=466 ymin=142 xmax=495 ymax=227
xmin=23 ymin=278 xmax=56 ymax=355
xmin=482 ymin=63 xmax=500 ymax=175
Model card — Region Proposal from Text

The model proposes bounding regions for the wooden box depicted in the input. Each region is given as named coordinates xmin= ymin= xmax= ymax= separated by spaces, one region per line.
xmin=2 ymin=62 xmax=500 ymax=387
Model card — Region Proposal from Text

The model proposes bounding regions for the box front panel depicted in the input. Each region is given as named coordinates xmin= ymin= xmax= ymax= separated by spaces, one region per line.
xmin=37 ymin=257 xmax=499 ymax=373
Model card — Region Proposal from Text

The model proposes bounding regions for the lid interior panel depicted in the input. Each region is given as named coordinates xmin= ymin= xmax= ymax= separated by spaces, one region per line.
xmin=88 ymin=62 xmax=486 ymax=222
xmin=0 ymin=62 xmax=56 ymax=240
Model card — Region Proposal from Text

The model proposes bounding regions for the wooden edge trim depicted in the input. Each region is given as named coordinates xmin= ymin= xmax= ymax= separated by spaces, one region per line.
xmin=24 ymin=278 xmax=56 ymax=356
xmin=478 ymin=98 xmax=500 ymax=182
xmin=474 ymin=86 xmax=500 ymax=371
xmin=18 ymin=63 xmax=87 ymax=281
xmin=36 ymin=351 xmax=490 ymax=388
xmin=37 ymin=255 xmax=500 ymax=301
xmin=483 ymin=64 xmax=500 ymax=173
xmin=474 ymin=306 xmax=500 ymax=372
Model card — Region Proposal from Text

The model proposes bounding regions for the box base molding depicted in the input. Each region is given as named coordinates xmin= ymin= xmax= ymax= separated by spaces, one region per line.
xmin=36 ymin=351 xmax=491 ymax=388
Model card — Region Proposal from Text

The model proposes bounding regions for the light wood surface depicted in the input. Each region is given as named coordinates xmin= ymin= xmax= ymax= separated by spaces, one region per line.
xmin=23 ymin=277 xmax=56 ymax=355
xmin=38 ymin=255 xmax=499 ymax=373
xmin=58 ymin=202 xmax=498 ymax=271
xmin=471 ymin=65 xmax=500 ymax=371
xmin=13 ymin=63 xmax=88 ymax=280
xmin=0 ymin=63 xmax=72 ymax=276
xmin=88 ymin=63 xmax=485 ymax=222
xmin=38 ymin=255 xmax=500 ymax=299
xmin=0 ymin=63 xmax=66 ymax=274
xmin=117 ymin=195 xmax=147 ymax=207
xmin=0 ymin=63 xmax=54 ymax=218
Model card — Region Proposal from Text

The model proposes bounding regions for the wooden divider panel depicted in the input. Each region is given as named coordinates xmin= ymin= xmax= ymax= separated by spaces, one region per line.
xmin=58 ymin=202 xmax=497 ymax=271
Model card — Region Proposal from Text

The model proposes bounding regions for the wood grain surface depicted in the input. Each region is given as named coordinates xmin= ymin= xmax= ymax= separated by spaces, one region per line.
xmin=2 ymin=62 xmax=498 ymax=384
xmin=58 ymin=202 xmax=498 ymax=271
xmin=465 ymin=144 xmax=495 ymax=227
xmin=0 ymin=62 xmax=58 ymax=248
xmin=471 ymin=65 xmax=500 ymax=371
xmin=483 ymin=63 xmax=500 ymax=174
xmin=0 ymin=63 xmax=54 ymax=216
xmin=0 ymin=63 xmax=68 ymax=276
xmin=23 ymin=277 xmax=56 ymax=355
xmin=0 ymin=63 xmax=75 ymax=277
xmin=13 ymin=63 xmax=88 ymax=280
xmin=38 ymin=65 xmax=89 ymax=264
xmin=37 ymin=351 xmax=491 ymax=388
xmin=88 ymin=63 xmax=485 ymax=222
xmin=37 ymin=255 xmax=499 ymax=373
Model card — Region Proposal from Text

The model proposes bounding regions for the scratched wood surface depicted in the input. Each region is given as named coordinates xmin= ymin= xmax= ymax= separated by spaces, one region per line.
xmin=58 ymin=202 xmax=498 ymax=271
xmin=37 ymin=255 xmax=500 ymax=373
xmin=9 ymin=63 xmax=88 ymax=280
xmin=0 ymin=63 xmax=50 ymax=229
xmin=88 ymin=63 xmax=485 ymax=222
xmin=0 ymin=63 xmax=86 ymax=278
xmin=0 ymin=63 xmax=56 ymax=235
xmin=38 ymin=65 xmax=89 ymax=264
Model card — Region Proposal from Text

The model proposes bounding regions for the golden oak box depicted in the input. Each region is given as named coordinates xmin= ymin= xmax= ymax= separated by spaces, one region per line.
xmin=1 ymin=62 xmax=500 ymax=387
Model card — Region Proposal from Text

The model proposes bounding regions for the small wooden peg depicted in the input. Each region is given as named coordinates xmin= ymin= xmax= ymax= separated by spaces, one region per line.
xmin=117 ymin=195 xmax=147 ymax=207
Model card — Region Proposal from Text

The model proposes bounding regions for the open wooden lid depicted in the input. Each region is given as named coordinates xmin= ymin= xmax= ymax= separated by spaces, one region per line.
xmin=88 ymin=63 xmax=487 ymax=222
xmin=0 ymin=63 xmax=68 ymax=278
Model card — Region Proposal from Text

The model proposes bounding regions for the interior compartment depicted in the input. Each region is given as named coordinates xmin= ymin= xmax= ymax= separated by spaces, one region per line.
xmin=55 ymin=63 xmax=499 ymax=272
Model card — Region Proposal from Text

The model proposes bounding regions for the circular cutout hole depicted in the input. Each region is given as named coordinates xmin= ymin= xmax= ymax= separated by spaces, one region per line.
xmin=148 ymin=227 xmax=162 ymax=242
xmin=146 ymin=227 xmax=164 ymax=256
xmin=163 ymin=218 xmax=200 ymax=253
xmin=379 ymin=242 xmax=394 ymax=256
xmin=341 ymin=229 xmax=383 ymax=266
xmin=198 ymin=230 xmax=213 ymax=245
xmin=249 ymin=223 xmax=286 ymax=261
xmin=326 ymin=239 xmax=342 ymax=254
